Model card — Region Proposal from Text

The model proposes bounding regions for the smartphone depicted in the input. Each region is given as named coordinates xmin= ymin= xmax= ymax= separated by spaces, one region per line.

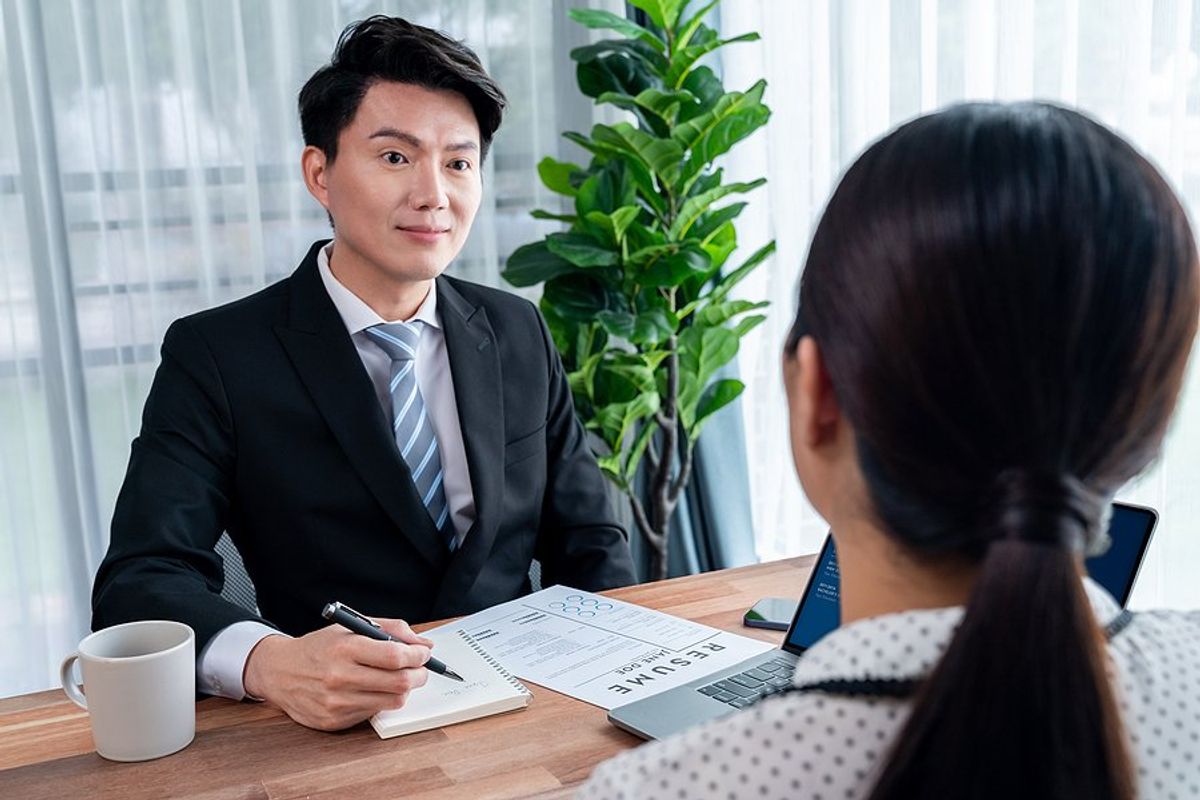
xmin=743 ymin=597 xmax=800 ymax=631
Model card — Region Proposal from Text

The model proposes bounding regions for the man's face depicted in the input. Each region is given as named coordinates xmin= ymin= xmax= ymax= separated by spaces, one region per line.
xmin=306 ymin=81 xmax=483 ymax=289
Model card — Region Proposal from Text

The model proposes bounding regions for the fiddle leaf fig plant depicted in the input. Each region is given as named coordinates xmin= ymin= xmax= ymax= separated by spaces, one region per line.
xmin=503 ymin=0 xmax=774 ymax=580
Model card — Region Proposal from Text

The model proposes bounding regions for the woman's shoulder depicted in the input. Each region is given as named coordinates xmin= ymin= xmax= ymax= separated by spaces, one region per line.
xmin=577 ymin=690 xmax=907 ymax=800
xmin=1108 ymin=607 xmax=1200 ymax=792
xmin=1114 ymin=606 xmax=1200 ymax=665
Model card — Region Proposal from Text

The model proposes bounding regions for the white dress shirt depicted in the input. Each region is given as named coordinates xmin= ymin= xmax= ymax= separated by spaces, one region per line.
xmin=579 ymin=579 xmax=1200 ymax=799
xmin=196 ymin=244 xmax=475 ymax=699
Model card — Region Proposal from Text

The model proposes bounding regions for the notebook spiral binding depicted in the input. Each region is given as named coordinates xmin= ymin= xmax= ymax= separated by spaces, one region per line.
xmin=456 ymin=630 xmax=533 ymax=697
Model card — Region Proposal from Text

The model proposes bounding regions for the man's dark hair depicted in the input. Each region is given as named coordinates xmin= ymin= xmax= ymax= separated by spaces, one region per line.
xmin=299 ymin=15 xmax=506 ymax=163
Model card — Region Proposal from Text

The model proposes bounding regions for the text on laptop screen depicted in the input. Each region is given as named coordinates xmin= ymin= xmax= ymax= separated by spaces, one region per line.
xmin=784 ymin=503 xmax=1155 ymax=652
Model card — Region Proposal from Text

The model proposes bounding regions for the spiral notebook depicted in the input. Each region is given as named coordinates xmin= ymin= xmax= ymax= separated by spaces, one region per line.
xmin=369 ymin=628 xmax=532 ymax=739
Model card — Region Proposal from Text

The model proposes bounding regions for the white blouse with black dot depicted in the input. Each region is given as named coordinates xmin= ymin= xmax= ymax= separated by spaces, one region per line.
xmin=577 ymin=579 xmax=1200 ymax=799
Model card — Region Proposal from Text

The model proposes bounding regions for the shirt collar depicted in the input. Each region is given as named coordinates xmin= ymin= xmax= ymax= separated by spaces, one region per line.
xmin=791 ymin=576 xmax=1124 ymax=687
xmin=316 ymin=243 xmax=441 ymax=335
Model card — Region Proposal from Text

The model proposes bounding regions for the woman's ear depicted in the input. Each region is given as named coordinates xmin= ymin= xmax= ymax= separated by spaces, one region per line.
xmin=796 ymin=336 xmax=842 ymax=448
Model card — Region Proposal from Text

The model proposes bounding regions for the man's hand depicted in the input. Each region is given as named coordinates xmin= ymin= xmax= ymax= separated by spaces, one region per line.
xmin=242 ymin=618 xmax=434 ymax=731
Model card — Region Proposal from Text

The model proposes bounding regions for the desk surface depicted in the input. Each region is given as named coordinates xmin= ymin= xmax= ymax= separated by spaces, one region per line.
xmin=0 ymin=556 xmax=815 ymax=800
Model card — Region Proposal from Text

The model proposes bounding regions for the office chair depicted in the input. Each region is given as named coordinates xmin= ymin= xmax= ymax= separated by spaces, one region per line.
xmin=214 ymin=532 xmax=259 ymax=614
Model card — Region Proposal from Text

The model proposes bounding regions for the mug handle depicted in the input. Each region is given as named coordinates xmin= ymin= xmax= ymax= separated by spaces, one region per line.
xmin=60 ymin=653 xmax=87 ymax=710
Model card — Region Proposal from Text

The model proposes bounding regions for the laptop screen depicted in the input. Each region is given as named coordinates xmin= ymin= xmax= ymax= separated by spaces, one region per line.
xmin=782 ymin=502 xmax=1157 ymax=654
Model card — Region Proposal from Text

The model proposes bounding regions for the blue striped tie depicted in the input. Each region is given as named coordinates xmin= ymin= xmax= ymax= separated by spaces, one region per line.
xmin=366 ymin=322 xmax=455 ymax=550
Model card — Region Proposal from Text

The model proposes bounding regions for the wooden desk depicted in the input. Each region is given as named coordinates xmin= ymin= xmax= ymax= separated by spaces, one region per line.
xmin=0 ymin=556 xmax=815 ymax=800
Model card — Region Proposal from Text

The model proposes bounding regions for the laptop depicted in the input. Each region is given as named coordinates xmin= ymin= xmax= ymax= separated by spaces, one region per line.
xmin=608 ymin=501 xmax=1157 ymax=740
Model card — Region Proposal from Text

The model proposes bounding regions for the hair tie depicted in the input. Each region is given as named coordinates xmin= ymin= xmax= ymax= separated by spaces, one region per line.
xmin=986 ymin=469 xmax=1104 ymax=552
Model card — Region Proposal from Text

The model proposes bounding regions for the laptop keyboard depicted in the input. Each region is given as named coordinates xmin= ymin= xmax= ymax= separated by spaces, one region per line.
xmin=696 ymin=656 xmax=796 ymax=708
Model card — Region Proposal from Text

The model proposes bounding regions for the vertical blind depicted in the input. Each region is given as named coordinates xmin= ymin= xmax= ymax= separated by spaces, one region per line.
xmin=722 ymin=0 xmax=1200 ymax=610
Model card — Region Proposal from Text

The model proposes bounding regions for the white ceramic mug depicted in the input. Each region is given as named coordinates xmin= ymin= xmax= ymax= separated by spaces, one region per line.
xmin=60 ymin=620 xmax=196 ymax=762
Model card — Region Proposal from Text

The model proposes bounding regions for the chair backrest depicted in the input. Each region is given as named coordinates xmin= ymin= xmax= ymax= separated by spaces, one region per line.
xmin=214 ymin=532 xmax=259 ymax=614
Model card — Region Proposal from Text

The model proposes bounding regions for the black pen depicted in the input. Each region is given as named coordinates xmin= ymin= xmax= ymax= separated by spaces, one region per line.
xmin=321 ymin=601 xmax=464 ymax=682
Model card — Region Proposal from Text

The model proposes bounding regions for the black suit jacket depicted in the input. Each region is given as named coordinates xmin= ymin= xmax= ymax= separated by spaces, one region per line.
xmin=92 ymin=240 xmax=635 ymax=652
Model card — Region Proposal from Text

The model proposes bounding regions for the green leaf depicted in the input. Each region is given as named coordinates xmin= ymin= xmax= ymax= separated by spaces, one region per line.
xmin=680 ymin=66 xmax=724 ymax=114
xmin=629 ymin=241 xmax=686 ymax=266
xmin=676 ymin=325 xmax=739 ymax=423
xmin=543 ymin=274 xmax=620 ymax=321
xmin=568 ymin=351 xmax=605 ymax=400
xmin=623 ymin=417 xmax=659 ymax=484
xmin=700 ymin=220 xmax=737 ymax=272
xmin=573 ymin=42 xmax=662 ymax=101
xmin=680 ymin=325 xmax=739 ymax=386
xmin=673 ymin=80 xmax=770 ymax=190
xmin=693 ymin=202 xmax=747 ymax=243
xmin=590 ymin=391 xmax=660 ymax=455
xmin=597 ymin=308 xmax=677 ymax=346
xmin=574 ymin=161 xmax=636 ymax=217
xmin=633 ymin=88 xmax=701 ymax=126
xmin=667 ymin=31 xmax=760 ymax=88
xmin=583 ymin=211 xmax=618 ymax=248
xmin=537 ymin=157 xmax=585 ymax=196
xmin=579 ymin=206 xmax=643 ymax=248
xmin=591 ymin=123 xmax=683 ymax=187
xmin=610 ymin=205 xmax=640 ymax=243
xmin=547 ymin=232 xmax=620 ymax=268
xmin=675 ymin=0 xmax=720 ymax=50
xmin=687 ymin=166 xmax=724 ymax=196
xmin=594 ymin=91 xmax=668 ymax=136
xmin=709 ymin=240 xmax=776 ymax=304
xmin=594 ymin=91 xmax=639 ymax=111
xmin=570 ymin=39 xmax=668 ymax=72
xmin=540 ymin=302 xmax=575 ymax=361
xmin=566 ymin=143 xmax=663 ymax=218
xmin=668 ymin=179 xmax=766 ymax=240
xmin=688 ymin=378 xmax=744 ymax=434
xmin=696 ymin=299 xmax=770 ymax=327
xmin=628 ymin=0 xmax=687 ymax=31
xmin=502 ymin=241 xmax=576 ymax=287
xmin=624 ymin=220 xmax=667 ymax=254
xmin=596 ymin=452 xmax=623 ymax=483
xmin=530 ymin=209 xmax=578 ymax=224
xmin=733 ymin=313 xmax=767 ymax=338
xmin=568 ymin=8 xmax=666 ymax=51
xmin=595 ymin=356 xmax=658 ymax=403
xmin=639 ymin=246 xmax=711 ymax=288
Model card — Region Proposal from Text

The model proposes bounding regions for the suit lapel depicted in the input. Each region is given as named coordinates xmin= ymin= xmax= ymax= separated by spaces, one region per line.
xmin=274 ymin=242 xmax=449 ymax=570
xmin=432 ymin=276 xmax=504 ymax=613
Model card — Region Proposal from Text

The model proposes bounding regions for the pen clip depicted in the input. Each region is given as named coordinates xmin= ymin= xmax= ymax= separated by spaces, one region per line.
xmin=332 ymin=601 xmax=383 ymax=631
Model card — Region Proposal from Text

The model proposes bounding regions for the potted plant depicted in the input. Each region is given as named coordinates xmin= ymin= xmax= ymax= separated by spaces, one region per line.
xmin=503 ymin=0 xmax=774 ymax=580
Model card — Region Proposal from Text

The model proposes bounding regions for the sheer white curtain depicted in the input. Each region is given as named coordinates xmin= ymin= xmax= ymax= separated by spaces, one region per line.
xmin=0 ymin=0 xmax=606 ymax=698
xmin=722 ymin=0 xmax=1200 ymax=609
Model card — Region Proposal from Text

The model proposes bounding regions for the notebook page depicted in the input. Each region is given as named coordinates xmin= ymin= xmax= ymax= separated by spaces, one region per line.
xmin=370 ymin=629 xmax=531 ymax=738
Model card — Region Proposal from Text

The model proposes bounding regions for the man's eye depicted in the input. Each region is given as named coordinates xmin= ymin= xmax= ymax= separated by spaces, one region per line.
xmin=449 ymin=159 xmax=472 ymax=171
xmin=384 ymin=152 xmax=407 ymax=165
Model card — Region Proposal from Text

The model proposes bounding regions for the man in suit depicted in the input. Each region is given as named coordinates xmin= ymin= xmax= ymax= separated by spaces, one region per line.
xmin=92 ymin=15 xmax=636 ymax=731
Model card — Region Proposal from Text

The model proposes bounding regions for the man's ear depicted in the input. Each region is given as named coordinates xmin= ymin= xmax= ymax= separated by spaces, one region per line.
xmin=797 ymin=336 xmax=842 ymax=448
xmin=301 ymin=145 xmax=330 ymax=210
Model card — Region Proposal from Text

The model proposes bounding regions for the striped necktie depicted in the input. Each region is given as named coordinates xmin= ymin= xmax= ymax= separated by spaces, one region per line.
xmin=366 ymin=321 xmax=455 ymax=550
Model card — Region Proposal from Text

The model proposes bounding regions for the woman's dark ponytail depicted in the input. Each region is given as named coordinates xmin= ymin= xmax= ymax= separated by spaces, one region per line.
xmin=796 ymin=103 xmax=1199 ymax=800
xmin=867 ymin=472 xmax=1134 ymax=800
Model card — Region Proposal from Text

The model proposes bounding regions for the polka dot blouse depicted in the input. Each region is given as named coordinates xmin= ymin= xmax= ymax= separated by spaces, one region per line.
xmin=577 ymin=579 xmax=1200 ymax=799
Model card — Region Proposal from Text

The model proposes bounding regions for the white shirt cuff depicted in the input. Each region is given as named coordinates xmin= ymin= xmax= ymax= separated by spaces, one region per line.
xmin=196 ymin=620 xmax=284 ymax=700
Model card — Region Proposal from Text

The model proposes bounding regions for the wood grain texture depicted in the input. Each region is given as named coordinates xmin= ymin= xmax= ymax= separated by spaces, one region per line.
xmin=0 ymin=556 xmax=815 ymax=799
